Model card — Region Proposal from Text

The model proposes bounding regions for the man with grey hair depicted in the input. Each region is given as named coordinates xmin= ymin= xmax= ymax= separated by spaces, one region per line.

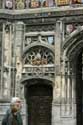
xmin=2 ymin=97 xmax=23 ymax=125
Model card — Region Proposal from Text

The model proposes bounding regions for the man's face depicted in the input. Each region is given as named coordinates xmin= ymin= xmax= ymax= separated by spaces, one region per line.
xmin=15 ymin=100 xmax=22 ymax=111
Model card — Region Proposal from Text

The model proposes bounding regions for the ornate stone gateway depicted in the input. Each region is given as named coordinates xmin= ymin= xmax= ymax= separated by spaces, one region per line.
xmin=26 ymin=82 xmax=53 ymax=125
xmin=21 ymin=30 xmax=54 ymax=125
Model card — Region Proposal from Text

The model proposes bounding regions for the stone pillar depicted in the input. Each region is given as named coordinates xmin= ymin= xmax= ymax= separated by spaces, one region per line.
xmin=52 ymin=20 xmax=63 ymax=125
xmin=0 ymin=23 xmax=5 ymax=98
xmin=55 ymin=21 xmax=62 ymax=73
xmin=0 ymin=23 xmax=12 ymax=98
xmin=72 ymin=73 xmax=76 ymax=117
xmin=54 ymin=20 xmax=63 ymax=100
xmin=14 ymin=22 xmax=24 ymax=97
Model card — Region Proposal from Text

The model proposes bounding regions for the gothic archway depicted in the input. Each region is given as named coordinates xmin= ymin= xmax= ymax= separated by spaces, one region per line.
xmin=22 ymin=33 xmax=54 ymax=125
xmin=63 ymin=27 xmax=83 ymax=124
xmin=24 ymin=79 xmax=53 ymax=125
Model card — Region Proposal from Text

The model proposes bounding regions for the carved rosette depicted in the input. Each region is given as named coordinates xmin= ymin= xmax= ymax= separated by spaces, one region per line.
xmin=15 ymin=0 xmax=25 ymax=9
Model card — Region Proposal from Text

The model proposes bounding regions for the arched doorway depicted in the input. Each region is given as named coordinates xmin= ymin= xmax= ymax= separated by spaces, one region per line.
xmin=25 ymin=80 xmax=53 ymax=125
xmin=76 ymin=51 xmax=83 ymax=125
xmin=63 ymin=27 xmax=83 ymax=125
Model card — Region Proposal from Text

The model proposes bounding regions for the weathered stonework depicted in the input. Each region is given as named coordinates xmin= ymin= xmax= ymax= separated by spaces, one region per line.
xmin=0 ymin=5 xmax=83 ymax=125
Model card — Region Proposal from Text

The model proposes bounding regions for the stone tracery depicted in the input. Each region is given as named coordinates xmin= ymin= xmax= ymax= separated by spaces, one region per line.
xmin=23 ymin=46 xmax=54 ymax=65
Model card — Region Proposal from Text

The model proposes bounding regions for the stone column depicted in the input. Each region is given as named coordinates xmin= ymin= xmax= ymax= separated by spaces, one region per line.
xmin=0 ymin=23 xmax=12 ymax=98
xmin=54 ymin=20 xmax=64 ymax=100
xmin=72 ymin=65 xmax=76 ymax=117
xmin=0 ymin=23 xmax=5 ymax=98
xmin=52 ymin=20 xmax=63 ymax=125
xmin=14 ymin=22 xmax=24 ymax=97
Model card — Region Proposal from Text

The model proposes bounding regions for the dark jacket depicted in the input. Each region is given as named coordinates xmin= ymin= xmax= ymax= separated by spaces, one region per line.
xmin=2 ymin=109 xmax=23 ymax=125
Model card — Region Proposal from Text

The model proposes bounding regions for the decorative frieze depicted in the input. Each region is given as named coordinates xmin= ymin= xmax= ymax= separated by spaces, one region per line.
xmin=25 ymin=24 xmax=55 ymax=32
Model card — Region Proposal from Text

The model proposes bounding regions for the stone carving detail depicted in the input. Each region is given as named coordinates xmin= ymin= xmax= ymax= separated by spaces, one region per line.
xmin=24 ymin=35 xmax=54 ymax=46
xmin=15 ymin=0 xmax=25 ymax=9
xmin=5 ymin=0 xmax=13 ymax=9
xmin=22 ymin=33 xmax=55 ymax=81
xmin=23 ymin=46 xmax=54 ymax=65
xmin=22 ymin=65 xmax=54 ymax=78
xmin=64 ymin=23 xmax=83 ymax=38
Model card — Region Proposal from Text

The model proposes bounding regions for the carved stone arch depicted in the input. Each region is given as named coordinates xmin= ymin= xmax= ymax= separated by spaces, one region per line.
xmin=63 ymin=28 xmax=83 ymax=75
xmin=67 ymin=41 xmax=83 ymax=62
xmin=23 ymin=43 xmax=54 ymax=57
xmin=62 ymin=26 xmax=83 ymax=80
xmin=22 ymin=45 xmax=54 ymax=65
xmin=21 ymin=78 xmax=54 ymax=87
xmin=64 ymin=41 xmax=83 ymax=80
xmin=23 ymin=78 xmax=53 ymax=125
xmin=63 ymin=26 xmax=83 ymax=50
xmin=62 ymin=26 xmax=83 ymax=74
xmin=62 ymin=26 xmax=83 ymax=70
xmin=62 ymin=26 xmax=83 ymax=124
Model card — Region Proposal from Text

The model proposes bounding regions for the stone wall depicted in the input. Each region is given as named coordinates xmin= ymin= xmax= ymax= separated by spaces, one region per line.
xmin=52 ymin=102 xmax=76 ymax=125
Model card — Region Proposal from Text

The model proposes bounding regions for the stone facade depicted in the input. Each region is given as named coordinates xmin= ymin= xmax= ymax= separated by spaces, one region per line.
xmin=0 ymin=3 xmax=83 ymax=125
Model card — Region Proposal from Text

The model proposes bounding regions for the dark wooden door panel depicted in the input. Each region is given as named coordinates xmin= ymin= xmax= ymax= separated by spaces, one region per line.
xmin=76 ymin=52 xmax=82 ymax=125
xmin=27 ymin=84 xmax=53 ymax=125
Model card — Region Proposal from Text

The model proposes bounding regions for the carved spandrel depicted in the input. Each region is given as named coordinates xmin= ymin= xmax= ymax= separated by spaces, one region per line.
xmin=64 ymin=23 xmax=83 ymax=39
xmin=24 ymin=35 xmax=54 ymax=47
